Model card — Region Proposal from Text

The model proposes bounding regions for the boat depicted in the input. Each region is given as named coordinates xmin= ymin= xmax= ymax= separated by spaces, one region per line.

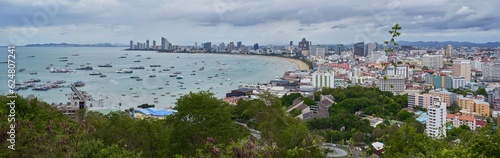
xmin=86 ymin=63 xmax=91 ymax=65
xmin=146 ymin=57 xmax=151 ymax=59
xmin=149 ymin=75 xmax=156 ymax=78
xmin=170 ymin=95 xmax=176 ymax=97
xmin=195 ymin=82 xmax=200 ymax=84
xmin=134 ymin=60 xmax=141 ymax=62
xmin=59 ymin=59 xmax=68 ymax=62
xmin=214 ymin=74 xmax=219 ymax=77
xmin=192 ymin=70 xmax=196 ymax=72
xmin=180 ymin=87 xmax=186 ymax=89
xmin=50 ymin=67 xmax=70 ymax=73
xmin=58 ymin=57 xmax=68 ymax=59
xmin=119 ymin=56 xmax=127 ymax=58
xmin=72 ymin=54 xmax=79 ymax=56
xmin=121 ymin=94 xmax=126 ymax=96
xmin=190 ymin=73 xmax=195 ymax=75
xmin=150 ymin=65 xmax=161 ymax=67
xmin=208 ymin=76 xmax=213 ymax=78
xmin=74 ymin=81 xmax=85 ymax=87
xmin=170 ymin=66 xmax=175 ymax=68
xmin=154 ymin=100 xmax=159 ymax=103
xmin=176 ymin=76 xmax=184 ymax=79
xmin=28 ymin=55 xmax=35 ymax=57
xmin=169 ymin=74 xmax=177 ymax=77
xmin=160 ymin=94 xmax=165 ymax=96
xmin=130 ymin=75 xmax=140 ymax=79
xmin=19 ymin=68 xmax=25 ymax=72
xmin=165 ymin=92 xmax=171 ymax=94
xmin=76 ymin=66 xmax=93 ymax=70
xmin=136 ymin=55 xmax=141 ymax=57
xmin=174 ymin=71 xmax=182 ymax=74
xmin=29 ymin=72 xmax=38 ymax=75
xmin=98 ymin=63 xmax=112 ymax=67
xmin=99 ymin=74 xmax=107 ymax=78
xmin=130 ymin=66 xmax=145 ymax=69
xmin=67 ymin=62 xmax=74 ymax=65
xmin=163 ymin=68 xmax=171 ymax=71
xmin=136 ymin=78 xmax=143 ymax=81
xmin=116 ymin=69 xmax=133 ymax=73
xmin=89 ymin=72 xmax=102 ymax=75
xmin=158 ymin=87 xmax=163 ymax=89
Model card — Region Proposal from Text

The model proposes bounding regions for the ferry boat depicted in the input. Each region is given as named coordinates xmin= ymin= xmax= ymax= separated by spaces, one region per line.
xmin=116 ymin=69 xmax=133 ymax=73
xmin=76 ymin=66 xmax=93 ymax=70
xmin=150 ymin=65 xmax=161 ymax=67
xmin=50 ymin=67 xmax=70 ymax=73
xmin=98 ymin=63 xmax=112 ymax=67
xmin=176 ymin=76 xmax=184 ymax=79
xmin=130 ymin=66 xmax=145 ymax=69
xmin=89 ymin=72 xmax=102 ymax=75
xmin=169 ymin=74 xmax=177 ymax=77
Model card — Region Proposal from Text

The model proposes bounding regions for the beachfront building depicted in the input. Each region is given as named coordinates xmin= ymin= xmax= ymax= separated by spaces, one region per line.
xmin=426 ymin=96 xmax=447 ymax=139
xmin=311 ymin=71 xmax=335 ymax=89
xmin=132 ymin=108 xmax=177 ymax=119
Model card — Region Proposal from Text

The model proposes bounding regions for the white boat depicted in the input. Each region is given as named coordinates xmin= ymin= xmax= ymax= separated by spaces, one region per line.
xmin=116 ymin=69 xmax=133 ymax=73
xmin=89 ymin=72 xmax=102 ymax=75
xmin=50 ymin=67 xmax=70 ymax=73
xmin=98 ymin=63 xmax=112 ymax=67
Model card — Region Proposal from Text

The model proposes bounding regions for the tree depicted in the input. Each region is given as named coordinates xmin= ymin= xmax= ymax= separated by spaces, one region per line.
xmin=167 ymin=91 xmax=243 ymax=156
xmin=384 ymin=23 xmax=402 ymax=53
xmin=422 ymin=66 xmax=429 ymax=70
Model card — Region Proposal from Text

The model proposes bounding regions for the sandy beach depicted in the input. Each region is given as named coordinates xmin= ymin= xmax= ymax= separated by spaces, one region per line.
xmin=197 ymin=53 xmax=310 ymax=70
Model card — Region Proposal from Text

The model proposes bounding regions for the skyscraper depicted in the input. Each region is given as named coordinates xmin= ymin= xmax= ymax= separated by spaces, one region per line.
xmin=146 ymin=40 xmax=149 ymax=49
xmin=237 ymin=41 xmax=242 ymax=49
xmin=253 ymin=43 xmax=259 ymax=50
xmin=422 ymin=54 xmax=444 ymax=69
xmin=365 ymin=42 xmax=378 ymax=56
xmin=353 ymin=42 xmax=365 ymax=56
xmin=203 ymin=42 xmax=212 ymax=51
xmin=445 ymin=45 xmax=453 ymax=57
xmin=336 ymin=44 xmax=344 ymax=55
xmin=161 ymin=37 xmax=166 ymax=50
xmin=453 ymin=59 xmax=471 ymax=82
xmin=129 ymin=40 xmax=133 ymax=50
xmin=152 ymin=40 xmax=156 ymax=50
xmin=298 ymin=38 xmax=310 ymax=50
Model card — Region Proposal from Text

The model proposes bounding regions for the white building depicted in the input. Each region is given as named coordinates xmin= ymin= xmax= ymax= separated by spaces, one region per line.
xmin=311 ymin=71 xmax=335 ymax=89
xmin=378 ymin=76 xmax=405 ymax=94
xmin=482 ymin=62 xmax=500 ymax=78
xmin=426 ymin=96 xmax=447 ymax=139
xmin=470 ymin=60 xmax=482 ymax=70
xmin=386 ymin=65 xmax=408 ymax=78
xmin=369 ymin=51 xmax=387 ymax=63
xmin=422 ymin=54 xmax=443 ymax=69
xmin=451 ymin=76 xmax=466 ymax=89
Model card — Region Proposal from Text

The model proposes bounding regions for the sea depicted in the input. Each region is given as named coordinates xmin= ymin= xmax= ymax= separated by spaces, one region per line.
xmin=0 ymin=46 xmax=297 ymax=112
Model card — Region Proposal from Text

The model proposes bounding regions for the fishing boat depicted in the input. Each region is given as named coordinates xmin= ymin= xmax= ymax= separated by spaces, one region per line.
xmin=163 ymin=68 xmax=171 ymax=71
xmin=116 ymin=69 xmax=133 ymax=73
xmin=19 ymin=68 xmax=25 ymax=72
xmin=146 ymin=57 xmax=151 ymax=59
xmin=72 ymin=54 xmax=79 ymax=56
xmin=150 ymin=65 xmax=161 ymax=67
xmin=190 ymin=73 xmax=195 ymax=75
xmin=169 ymin=74 xmax=177 ymax=77
xmin=76 ymin=66 xmax=93 ymax=70
xmin=174 ymin=71 xmax=182 ymax=74
xmin=134 ymin=60 xmax=141 ymax=62
xmin=136 ymin=55 xmax=141 ymax=57
xmin=59 ymin=57 xmax=68 ymax=59
xmin=170 ymin=66 xmax=175 ymax=68
xmin=130 ymin=75 xmax=140 ymax=79
xmin=136 ymin=78 xmax=143 ymax=81
xmin=176 ymin=76 xmax=183 ymax=79
xmin=129 ymin=66 xmax=145 ymax=69
xmin=59 ymin=59 xmax=68 ymax=62
xmin=119 ymin=56 xmax=127 ymax=58
xmin=89 ymin=72 xmax=102 ymax=75
xmin=149 ymin=75 xmax=156 ymax=78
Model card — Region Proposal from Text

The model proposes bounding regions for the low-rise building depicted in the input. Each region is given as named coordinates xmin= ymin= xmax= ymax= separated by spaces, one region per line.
xmin=446 ymin=113 xmax=476 ymax=130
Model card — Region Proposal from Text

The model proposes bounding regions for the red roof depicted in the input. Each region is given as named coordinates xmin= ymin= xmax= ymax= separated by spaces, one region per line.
xmin=476 ymin=120 xmax=485 ymax=126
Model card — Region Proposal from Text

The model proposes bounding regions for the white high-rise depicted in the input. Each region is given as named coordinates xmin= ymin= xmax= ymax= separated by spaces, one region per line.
xmin=311 ymin=71 xmax=335 ymax=89
xmin=426 ymin=96 xmax=447 ymax=139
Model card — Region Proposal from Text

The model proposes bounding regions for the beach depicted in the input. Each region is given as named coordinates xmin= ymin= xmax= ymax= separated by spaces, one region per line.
xmin=198 ymin=53 xmax=310 ymax=71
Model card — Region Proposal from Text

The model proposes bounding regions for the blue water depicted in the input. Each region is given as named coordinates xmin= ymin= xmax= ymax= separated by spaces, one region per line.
xmin=0 ymin=47 xmax=297 ymax=110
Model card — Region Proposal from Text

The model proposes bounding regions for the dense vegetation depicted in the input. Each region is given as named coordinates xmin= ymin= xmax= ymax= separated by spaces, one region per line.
xmin=2 ymin=87 xmax=499 ymax=157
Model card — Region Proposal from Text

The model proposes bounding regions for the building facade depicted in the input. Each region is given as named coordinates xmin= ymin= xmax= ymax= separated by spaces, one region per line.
xmin=452 ymin=59 xmax=471 ymax=82
xmin=422 ymin=54 xmax=443 ymax=69
xmin=426 ymin=96 xmax=447 ymax=139
xmin=311 ymin=71 xmax=335 ymax=89
xmin=378 ymin=76 xmax=405 ymax=94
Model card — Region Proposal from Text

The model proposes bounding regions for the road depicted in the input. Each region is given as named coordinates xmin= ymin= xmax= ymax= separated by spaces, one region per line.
xmin=235 ymin=122 xmax=261 ymax=139
xmin=322 ymin=143 xmax=349 ymax=157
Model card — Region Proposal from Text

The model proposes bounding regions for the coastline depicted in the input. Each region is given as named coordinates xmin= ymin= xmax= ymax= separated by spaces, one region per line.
xmin=153 ymin=51 xmax=311 ymax=71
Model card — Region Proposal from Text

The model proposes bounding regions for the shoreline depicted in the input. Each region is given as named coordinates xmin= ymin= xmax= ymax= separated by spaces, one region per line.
xmin=151 ymin=51 xmax=311 ymax=71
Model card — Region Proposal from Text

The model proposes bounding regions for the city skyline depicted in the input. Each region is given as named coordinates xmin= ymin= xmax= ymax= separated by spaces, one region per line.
xmin=1 ymin=0 xmax=500 ymax=45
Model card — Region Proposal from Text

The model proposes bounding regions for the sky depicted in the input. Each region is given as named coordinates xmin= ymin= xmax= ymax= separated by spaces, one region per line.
xmin=1 ymin=0 xmax=500 ymax=46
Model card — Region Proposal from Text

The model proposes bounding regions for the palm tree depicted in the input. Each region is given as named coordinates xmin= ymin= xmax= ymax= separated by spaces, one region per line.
xmin=384 ymin=23 xmax=402 ymax=53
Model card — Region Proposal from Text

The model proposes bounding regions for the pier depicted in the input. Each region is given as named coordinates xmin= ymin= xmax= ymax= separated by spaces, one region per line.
xmin=69 ymin=84 xmax=91 ymax=109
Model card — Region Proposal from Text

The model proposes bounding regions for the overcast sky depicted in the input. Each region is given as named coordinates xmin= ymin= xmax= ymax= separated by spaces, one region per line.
xmin=1 ymin=0 xmax=499 ymax=46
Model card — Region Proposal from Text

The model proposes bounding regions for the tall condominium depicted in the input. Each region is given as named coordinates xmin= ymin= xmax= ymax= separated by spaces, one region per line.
xmin=237 ymin=41 xmax=242 ymax=49
xmin=378 ymin=76 xmax=405 ymax=94
xmin=426 ymin=96 xmax=447 ymax=139
xmin=152 ymin=40 xmax=156 ymax=49
xmin=311 ymin=71 xmax=335 ymax=89
xmin=298 ymin=38 xmax=310 ymax=50
xmin=452 ymin=59 xmax=471 ymax=82
xmin=146 ymin=40 xmax=149 ymax=49
xmin=353 ymin=42 xmax=365 ymax=56
xmin=364 ymin=42 xmax=378 ymax=56
xmin=445 ymin=45 xmax=453 ymax=57
xmin=161 ymin=37 xmax=166 ymax=50
xmin=129 ymin=40 xmax=133 ymax=49
xmin=422 ymin=54 xmax=443 ymax=69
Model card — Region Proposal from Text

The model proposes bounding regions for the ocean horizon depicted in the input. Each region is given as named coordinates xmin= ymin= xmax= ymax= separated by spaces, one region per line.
xmin=0 ymin=47 xmax=298 ymax=111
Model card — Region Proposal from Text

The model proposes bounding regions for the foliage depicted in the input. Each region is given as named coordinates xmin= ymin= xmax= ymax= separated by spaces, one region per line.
xmin=449 ymin=103 xmax=462 ymax=114
xmin=281 ymin=93 xmax=302 ymax=107
xmin=384 ymin=23 xmax=402 ymax=53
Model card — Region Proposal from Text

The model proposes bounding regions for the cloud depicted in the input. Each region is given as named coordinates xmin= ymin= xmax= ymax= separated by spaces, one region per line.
xmin=1 ymin=0 xmax=499 ymax=45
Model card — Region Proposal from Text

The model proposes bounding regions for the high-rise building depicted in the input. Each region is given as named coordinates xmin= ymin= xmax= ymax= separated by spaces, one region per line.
xmin=237 ymin=41 xmax=242 ymax=49
xmin=429 ymin=89 xmax=456 ymax=107
xmin=253 ymin=43 xmax=259 ymax=50
xmin=426 ymin=96 xmax=447 ymax=139
xmin=129 ymin=40 xmax=133 ymax=50
xmin=298 ymin=38 xmax=310 ymax=50
xmin=336 ymin=44 xmax=344 ymax=55
xmin=408 ymin=93 xmax=433 ymax=109
xmin=458 ymin=96 xmax=491 ymax=117
xmin=152 ymin=40 xmax=156 ymax=50
xmin=452 ymin=59 xmax=471 ymax=82
xmin=146 ymin=40 xmax=149 ymax=49
xmin=161 ymin=37 xmax=166 ymax=50
xmin=422 ymin=54 xmax=444 ymax=69
xmin=365 ymin=42 xmax=378 ymax=56
xmin=378 ymin=76 xmax=405 ymax=94
xmin=309 ymin=45 xmax=328 ymax=57
xmin=218 ymin=42 xmax=226 ymax=53
xmin=353 ymin=42 xmax=365 ymax=56
xmin=203 ymin=42 xmax=212 ymax=51
xmin=445 ymin=45 xmax=453 ymax=57
xmin=386 ymin=65 xmax=408 ymax=78
xmin=482 ymin=62 xmax=500 ymax=78
xmin=311 ymin=71 xmax=335 ymax=89
xmin=451 ymin=76 xmax=466 ymax=89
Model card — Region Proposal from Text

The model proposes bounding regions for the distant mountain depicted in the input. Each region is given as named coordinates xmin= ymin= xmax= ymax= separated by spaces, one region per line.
xmin=398 ymin=41 xmax=500 ymax=48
